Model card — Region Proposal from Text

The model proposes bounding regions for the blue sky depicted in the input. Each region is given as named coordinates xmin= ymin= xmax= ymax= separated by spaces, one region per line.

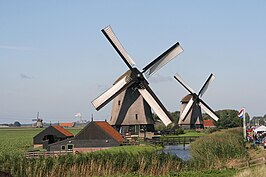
xmin=1 ymin=1 xmax=266 ymax=123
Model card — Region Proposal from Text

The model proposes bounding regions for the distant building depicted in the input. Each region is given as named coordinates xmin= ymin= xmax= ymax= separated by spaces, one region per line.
xmin=33 ymin=126 xmax=74 ymax=148
xmin=48 ymin=121 xmax=124 ymax=152
xmin=203 ymin=119 xmax=216 ymax=128
xmin=59 ymin=122 xmax=75 ymax=128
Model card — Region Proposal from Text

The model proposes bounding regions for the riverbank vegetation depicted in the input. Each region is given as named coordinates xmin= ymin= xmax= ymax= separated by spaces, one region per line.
xmin=0 ymin=127 xmax=250 ymax=176
xmin=188 ymin=127 xmax=247 ymax=169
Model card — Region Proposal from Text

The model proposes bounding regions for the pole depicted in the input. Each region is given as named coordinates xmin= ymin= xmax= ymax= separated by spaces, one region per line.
xmin=243 ymin=107 xmax=247 ymax=140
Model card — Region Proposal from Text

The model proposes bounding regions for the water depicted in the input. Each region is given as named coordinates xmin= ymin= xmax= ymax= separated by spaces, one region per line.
xmin=160 ymin=145 xmax=192 ymax=161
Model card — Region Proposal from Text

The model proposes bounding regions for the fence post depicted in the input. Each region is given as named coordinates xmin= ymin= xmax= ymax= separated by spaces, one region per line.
xmin=183 ymin=137 xmax=186 ymax=150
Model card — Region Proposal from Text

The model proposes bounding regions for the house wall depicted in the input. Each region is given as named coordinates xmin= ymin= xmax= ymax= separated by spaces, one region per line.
xmin=49 ymin=139 xmax=120 ymax=151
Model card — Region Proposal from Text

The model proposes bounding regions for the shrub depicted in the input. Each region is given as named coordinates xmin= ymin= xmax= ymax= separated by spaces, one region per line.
xmin=189 ymin=127 xmax=247 ymax=169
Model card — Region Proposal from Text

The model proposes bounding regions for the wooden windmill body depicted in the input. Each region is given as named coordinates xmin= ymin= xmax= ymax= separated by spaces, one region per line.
xmin=178 ymin=94 xmax=203 ymax=129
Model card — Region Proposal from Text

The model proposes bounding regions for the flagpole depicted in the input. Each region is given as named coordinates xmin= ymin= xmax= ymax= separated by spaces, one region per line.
xmin=243 ymin=107 xmax=246 ymax=140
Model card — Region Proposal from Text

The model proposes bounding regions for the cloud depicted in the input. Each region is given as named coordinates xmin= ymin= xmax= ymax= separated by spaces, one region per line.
xmin=0 ymin=45 xmax=33 ymax=51
xmin=20 ymin=74 xmax=33 ymax=79
xmin=148 ymin=74 xmax=173 ymax=83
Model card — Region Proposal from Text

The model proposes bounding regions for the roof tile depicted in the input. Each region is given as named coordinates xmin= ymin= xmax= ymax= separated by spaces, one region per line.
xmin=95 ymin=122 xmax=124 ymax=143
xmin=53 ymin=126 xmax=74 ymax=137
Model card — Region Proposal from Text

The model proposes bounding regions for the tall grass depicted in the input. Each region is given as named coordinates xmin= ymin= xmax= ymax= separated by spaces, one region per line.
xmin=188 ymin=128 xmax=247 ymax=169
xmin=0 ymin=127 xmax=249 ymax=176
xmin=0 ymin=151 xmax=182 ymax=177
xmin=234 ymin=165 xmax=266 ymax=177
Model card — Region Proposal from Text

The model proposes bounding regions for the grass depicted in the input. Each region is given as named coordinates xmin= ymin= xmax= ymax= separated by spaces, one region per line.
xmin=189 ymin=127 xmax=247 ymax=169
xmin=0 ymin=127 xmax=82 ymax=155
xmin=0 ymin=127 xmax=250 ymax=177
xmin=174 ymin=169 xmax=238 ymax=177
xmin=234 ymin=165 xmax=266 ymax=177
xmin=178 ymin=130 xmax=205 ymax=137
xmin=95 ymin=145 xmax=163 ymax=154
xmin=0 ymin=127 xmax=42 ymax=155
xmin=161 ymin=130 xmax=205 ymax=139
xmin=0 ymin=151 xmax=182 ymax=177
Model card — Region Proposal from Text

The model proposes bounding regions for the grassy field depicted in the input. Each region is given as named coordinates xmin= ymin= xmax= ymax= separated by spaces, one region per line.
xmin=0 ymin=127 xmax=252 ymax=177
xmin=0 ymin=127 xmax=42 ymax=155
xmin=0 ymin=127 xmax=82 ymax=155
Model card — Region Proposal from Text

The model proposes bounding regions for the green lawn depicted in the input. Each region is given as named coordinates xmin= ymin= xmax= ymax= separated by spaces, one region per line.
xmin=0 ymin=127 xmax=82 ymax=155
xmin=179 ymin=130 xmax=205 ymax=137
xmin=94 ymin=144 xmax=163 ymax=154
xmin=0 ymin=127 xmax=160 ymax=156
xmin=0 ymin=127 xmax=42 ymax=155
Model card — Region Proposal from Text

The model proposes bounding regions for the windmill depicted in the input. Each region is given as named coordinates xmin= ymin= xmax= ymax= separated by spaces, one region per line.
xmin=174 ymin=73 xmax=219 ymax=129
xmin=32 ymin=112 xmax=43 ymax=128
xmin=92 ymin=25 xmax=183 ymax=134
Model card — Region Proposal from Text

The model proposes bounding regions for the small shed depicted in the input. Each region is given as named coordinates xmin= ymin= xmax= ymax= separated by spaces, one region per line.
xmin=48 ymin=121 xmax=124 ymax=152
xmin=33 ymin=126 xmax=74 ymax=148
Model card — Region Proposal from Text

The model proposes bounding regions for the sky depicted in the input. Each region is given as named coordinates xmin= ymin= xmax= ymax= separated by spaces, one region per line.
xmin=1 ymin=1 xmax=266 ymax=124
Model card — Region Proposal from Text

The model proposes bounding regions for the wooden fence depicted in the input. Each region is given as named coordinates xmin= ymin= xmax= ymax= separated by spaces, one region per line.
xmin=230 ymin=157 xmax=266 ymax=169
xmin=151 ymin=136 xmax=200 ymax=146
xmin=25 ymin=151 xmax=70 ymax=158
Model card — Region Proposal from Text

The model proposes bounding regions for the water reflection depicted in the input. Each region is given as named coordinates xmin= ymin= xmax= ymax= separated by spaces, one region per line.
xmin=161 ymin=145 xmax=192 ymax=161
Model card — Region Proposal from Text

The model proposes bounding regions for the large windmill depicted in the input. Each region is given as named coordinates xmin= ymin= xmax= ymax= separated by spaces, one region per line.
xmin=174 ymin=73 xmax=219 ymax=129
xmin=92 ymin=26 xmax=183 ymax=134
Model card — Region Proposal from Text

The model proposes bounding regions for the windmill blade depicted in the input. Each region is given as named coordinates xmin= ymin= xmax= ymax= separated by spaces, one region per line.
xmin=198 ymin=73 xmax=215 ymax=97
xmin=102 ymin=26 xmax=136 ymax=69
xmin=143 ymin=42 xmax=183 ymax=78
xmin=138 ymin=85 xmax=172 ymax=126
xmin=174 ymin=74 xmax=196 ymax=94
xmin=92 ymin=75 xmax=134 ymax=111
xmin=199 ymin=100 xmax=219 ymax=121
xmin=180 ymin=97 xmax=195 ymax=121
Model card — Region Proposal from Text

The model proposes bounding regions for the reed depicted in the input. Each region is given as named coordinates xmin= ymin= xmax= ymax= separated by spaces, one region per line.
xmin=188 ymin=127 xmax=247 ymax=169
xmin=0 ymin=150 xmax=182 ymax=177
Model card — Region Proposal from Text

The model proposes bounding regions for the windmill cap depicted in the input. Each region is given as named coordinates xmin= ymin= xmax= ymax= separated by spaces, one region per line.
xmin=181 ymin=94 xmax=193 ymax=103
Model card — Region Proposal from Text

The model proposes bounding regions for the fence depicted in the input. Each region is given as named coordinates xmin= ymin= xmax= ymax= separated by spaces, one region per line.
xmin=25 ymin=151 xmax=70 ymax=158
xmin=230 ymin=157 xmax=266 ymax=169
xmin=151 ymin=136 xmax=200 ymax=146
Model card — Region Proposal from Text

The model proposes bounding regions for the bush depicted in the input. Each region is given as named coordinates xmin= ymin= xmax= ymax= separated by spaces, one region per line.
xmin=202 ymin=127 xmax=220 ymax=134
xmin=189 ymin=127 xmax=247 ymax=169
xmin=175 ymin=128 xmax=184 ymax=135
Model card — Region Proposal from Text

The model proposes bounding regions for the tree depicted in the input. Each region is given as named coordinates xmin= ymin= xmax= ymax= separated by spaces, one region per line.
xmin=13 ymin=121 xmax=21 ymax=127
xmin=212 ymin=110 xmax=243 ymax=128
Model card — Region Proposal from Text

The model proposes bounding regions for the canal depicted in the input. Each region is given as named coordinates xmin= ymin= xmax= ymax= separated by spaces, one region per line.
xmin=161 ymin=145 xmax=192 ymax=161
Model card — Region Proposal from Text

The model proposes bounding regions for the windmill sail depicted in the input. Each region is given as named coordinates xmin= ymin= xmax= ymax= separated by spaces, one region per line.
xmin=143 ymin=42 xmax=183 ymax=78
xmin=102 ymin=26 xmax=135 ymax=69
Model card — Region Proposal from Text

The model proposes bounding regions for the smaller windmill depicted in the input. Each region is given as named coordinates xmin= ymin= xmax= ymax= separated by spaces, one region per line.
xmin=32 ymin=112 xmax=43 ymax=128
xmin=174 ymin=73 xmax=219 ymax=129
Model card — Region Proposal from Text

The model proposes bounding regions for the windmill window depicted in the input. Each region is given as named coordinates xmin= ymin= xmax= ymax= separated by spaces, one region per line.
xmin=118 ymin=100 xmax=121 ymax=106
xmin=135 ymin=114 xmax=138 ymax=120
xmin=61 ymin=145 xmax=66 ymax=150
